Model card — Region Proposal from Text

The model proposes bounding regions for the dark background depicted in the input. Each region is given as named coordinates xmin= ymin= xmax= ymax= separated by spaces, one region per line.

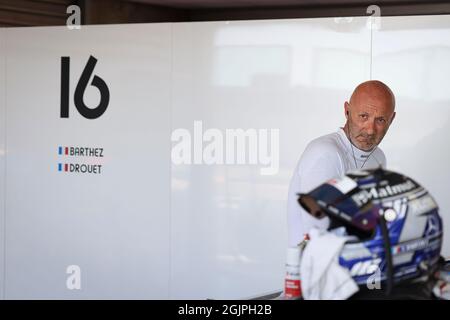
xmin=0 ymin=0 xmax=450 ymax=27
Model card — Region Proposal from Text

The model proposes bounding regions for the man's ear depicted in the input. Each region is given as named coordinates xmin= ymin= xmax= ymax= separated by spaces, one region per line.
xmin=344 ymin=102 xmax=350 ymax=119
xmin=390 ymin=111 xmax=396 ymax=125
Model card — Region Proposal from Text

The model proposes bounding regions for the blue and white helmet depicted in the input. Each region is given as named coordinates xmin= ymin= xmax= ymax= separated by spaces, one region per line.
xmin=298 ymin=168 xmax=443 ymax=291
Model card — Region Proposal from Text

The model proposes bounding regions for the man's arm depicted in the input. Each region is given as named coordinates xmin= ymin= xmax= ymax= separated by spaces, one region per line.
xmin=287 ymin=141 xmax=343 ymax=246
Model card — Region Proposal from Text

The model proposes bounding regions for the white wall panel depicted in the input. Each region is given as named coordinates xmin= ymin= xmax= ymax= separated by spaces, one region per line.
xmin=372 ymin=15 xmax=450 ymax=257
xmin=4 ymin=25 xmax=171 ymax=299
xmin=171 ymin=18 xmax=371 ymax=299
xmin=0 ymin=28 xmax=5 ymax=300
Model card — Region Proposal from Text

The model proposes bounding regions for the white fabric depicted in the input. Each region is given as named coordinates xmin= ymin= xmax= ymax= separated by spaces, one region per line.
xmin=300 ymin=228 xmax=359 ymax=300
xmin=287 ymin=128 xmax=386 ymax=247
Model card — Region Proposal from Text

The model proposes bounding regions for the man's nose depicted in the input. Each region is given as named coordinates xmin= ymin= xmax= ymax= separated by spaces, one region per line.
xmin=365 ymin=120 xmax=376 ymax=135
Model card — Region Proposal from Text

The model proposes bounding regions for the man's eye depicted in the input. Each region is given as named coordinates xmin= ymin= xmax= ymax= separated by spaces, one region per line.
xmin=359 ymin=114 xmax=368 ymax=120
xmin=377 ymin=118 xmax=386 ymax=124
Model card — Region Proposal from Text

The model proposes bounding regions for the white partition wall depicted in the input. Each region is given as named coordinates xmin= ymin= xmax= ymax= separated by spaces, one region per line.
xmin=4 ymin=25 xmax=172 ymax=299
xmin=0 ymin=15 xmax=449 ymax=299
xmin=0 ymin=28 xmax=5 ymax=300
xmin=372 ymin=15 xmax=450 ymax=257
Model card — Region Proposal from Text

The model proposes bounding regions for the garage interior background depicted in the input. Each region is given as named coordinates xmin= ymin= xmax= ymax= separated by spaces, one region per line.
xmin=0 ymin=0 xmax=449 ymax=299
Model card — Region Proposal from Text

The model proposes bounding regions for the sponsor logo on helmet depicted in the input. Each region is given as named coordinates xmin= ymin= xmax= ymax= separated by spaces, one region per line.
xmin=352 ymin=180 xmax=417 ymax=206
xmin=350 ymin=258 xmax=381 ymax=277
xmin=426 ymin=215 xmax=440 ymax=235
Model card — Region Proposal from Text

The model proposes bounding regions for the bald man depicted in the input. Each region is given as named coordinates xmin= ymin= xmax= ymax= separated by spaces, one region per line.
xmin=287 ymin=80 xmax=396 ymax=247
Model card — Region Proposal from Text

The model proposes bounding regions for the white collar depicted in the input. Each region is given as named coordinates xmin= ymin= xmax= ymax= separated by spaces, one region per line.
xmin=337 ymin=127 xmax=374 ymax=161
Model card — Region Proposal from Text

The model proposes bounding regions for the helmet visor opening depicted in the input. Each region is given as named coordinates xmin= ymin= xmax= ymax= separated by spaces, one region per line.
xmin=298 ymin=194 xmax=327 ymax=219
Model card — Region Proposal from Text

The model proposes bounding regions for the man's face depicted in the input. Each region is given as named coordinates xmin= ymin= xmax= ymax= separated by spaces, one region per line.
xmin=345 ymin=96 xmax=395 ymax=151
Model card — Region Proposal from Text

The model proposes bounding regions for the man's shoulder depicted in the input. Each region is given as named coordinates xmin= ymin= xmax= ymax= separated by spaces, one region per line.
xmin=373 ymin=146 xmax=387 ymax=166
xmin=294 ymin=131 xmax=344 ymax=181
xmin=304 ymin=131 xmax=342 ymax=156
xmin=374 ymin=146 xmax=386 ymax=156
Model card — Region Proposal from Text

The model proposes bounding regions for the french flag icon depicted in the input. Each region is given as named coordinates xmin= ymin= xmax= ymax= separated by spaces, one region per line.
xmin=58 ymin=146 xmax=69 ymax=155
xmin=58 ymin=163 xmax=69 ymax=172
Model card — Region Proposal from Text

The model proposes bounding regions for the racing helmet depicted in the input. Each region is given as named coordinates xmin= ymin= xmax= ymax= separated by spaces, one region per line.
xmin=298 ymin=168 xmax=443 ymax=294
